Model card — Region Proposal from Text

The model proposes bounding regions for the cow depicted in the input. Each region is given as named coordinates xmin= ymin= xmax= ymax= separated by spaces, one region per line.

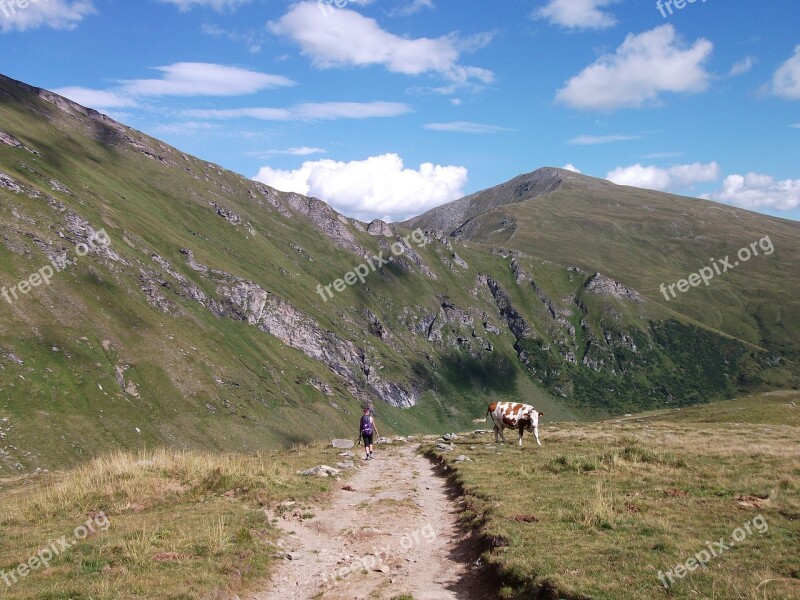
xmin=486 ymin=401 xmax=543 ymax=446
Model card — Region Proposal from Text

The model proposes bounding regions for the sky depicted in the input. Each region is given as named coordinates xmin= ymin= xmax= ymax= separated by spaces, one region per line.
xmin=0 ymin=0 xmax=798 ymax=223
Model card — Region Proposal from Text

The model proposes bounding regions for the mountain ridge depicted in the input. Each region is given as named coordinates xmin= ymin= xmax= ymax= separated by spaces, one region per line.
xmin=0 ymin=73 xmax=797 ymax=475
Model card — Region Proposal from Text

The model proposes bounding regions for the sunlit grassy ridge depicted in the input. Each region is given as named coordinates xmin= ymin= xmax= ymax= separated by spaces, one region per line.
xmin=427 ymin=392 xmax=800 ymax=599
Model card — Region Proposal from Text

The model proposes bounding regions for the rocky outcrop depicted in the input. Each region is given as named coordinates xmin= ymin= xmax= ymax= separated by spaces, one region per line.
xmin=253 ymin=183 xmax=292 ymax=218
xmin=367 ymin=219 xmax=393 ymax=237
xmin=484 ymin=276 xmax=532 ymax=340
xmin=365 ymin=309 xmax=391 ymax=340
xmin=585 ymin=273 xmax=643 ymax=303
xmin=213 ymin=203 xmax=241 ymax=225
xmin=452 ymin=253 xmax=468 ymax=269
xmin=284 ymin=192 xmax=368 ymax=256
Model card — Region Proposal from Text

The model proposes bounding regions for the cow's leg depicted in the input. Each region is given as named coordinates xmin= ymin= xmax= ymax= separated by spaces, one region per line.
xmin=534 ymin=425 xmax=542 ymax=446
xmin=493 ymin=423 xmax=500 ymax=443
xmin=498 ymin=426 xmax=507 ymax=444
xmin=518 ymin=428 xmax=524 ymax=446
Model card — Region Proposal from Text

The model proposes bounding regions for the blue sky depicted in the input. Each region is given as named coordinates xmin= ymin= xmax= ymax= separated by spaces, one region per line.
xmin=1 ymin=0 xmax=798 ymax=222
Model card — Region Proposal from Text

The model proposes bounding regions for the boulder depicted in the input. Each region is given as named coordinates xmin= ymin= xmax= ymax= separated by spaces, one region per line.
xmin=332 ymin=439 xmax=355 ymax=449
xmin=299 ymin=465 xmax=341 ymax=477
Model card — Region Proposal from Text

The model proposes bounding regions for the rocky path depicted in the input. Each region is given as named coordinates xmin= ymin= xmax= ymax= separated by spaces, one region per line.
xmin=251 ymin=443 xmax=494 ymax=600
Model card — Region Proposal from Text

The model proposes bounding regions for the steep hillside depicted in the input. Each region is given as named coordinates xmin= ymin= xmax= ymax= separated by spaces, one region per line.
xmin=405 ymin=168 xmax=800 ymax=364
xmin=0 ymin=74 xmax=796 ymax=474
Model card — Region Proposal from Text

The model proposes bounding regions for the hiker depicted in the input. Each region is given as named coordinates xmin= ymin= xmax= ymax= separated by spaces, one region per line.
xmin=360 ymin=406 xmax=378 ymax=460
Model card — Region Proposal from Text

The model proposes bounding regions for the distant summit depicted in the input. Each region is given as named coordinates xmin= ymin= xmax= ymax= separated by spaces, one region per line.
xmin=403 ymin=167 xmax=608 ymax=234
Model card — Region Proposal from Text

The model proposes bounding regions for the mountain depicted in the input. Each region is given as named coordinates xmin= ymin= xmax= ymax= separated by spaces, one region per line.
xmin=0 ymin=74 xmax=797 ymax=474
xmin=404 ymin=167 xmax=800 ymax=364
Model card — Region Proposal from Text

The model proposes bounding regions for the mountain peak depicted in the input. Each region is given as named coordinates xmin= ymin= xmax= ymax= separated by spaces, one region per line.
xmin=403 ymin=166 xmax=593 ymax=234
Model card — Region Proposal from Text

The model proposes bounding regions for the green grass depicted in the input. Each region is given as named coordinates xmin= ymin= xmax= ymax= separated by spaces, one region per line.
xmin=0 ymin=76 xmax=797 ymax=478
xmin=427 ymin=392 xmax=800 ymax=599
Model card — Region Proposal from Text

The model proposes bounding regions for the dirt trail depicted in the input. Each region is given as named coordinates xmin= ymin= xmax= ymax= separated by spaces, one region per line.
xmin=252 ymin=443 xmax=494 ymax=600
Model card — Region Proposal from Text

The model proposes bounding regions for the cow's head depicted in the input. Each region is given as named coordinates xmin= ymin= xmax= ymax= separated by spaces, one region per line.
xmin=522 ymin=409 xmax=542 ymax=431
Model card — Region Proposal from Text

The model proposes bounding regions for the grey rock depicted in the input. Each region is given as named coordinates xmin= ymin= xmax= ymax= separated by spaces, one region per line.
xmin=367 ymin=219 xmax=394 ymax=237
xmin=452 ymin=253 xmax=469 ymax=269
xmin=584 ymin=273 xmax=643 ymax=303
xmin=332 ymin=439 xmax=355 ymax=449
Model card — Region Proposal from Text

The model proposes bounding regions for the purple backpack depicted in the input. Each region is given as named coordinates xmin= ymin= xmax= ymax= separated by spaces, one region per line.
xmin=360 ymin=415 xmax=373 ymax=435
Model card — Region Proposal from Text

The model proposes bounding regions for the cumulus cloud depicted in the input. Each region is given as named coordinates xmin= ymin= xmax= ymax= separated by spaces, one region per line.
xmin=0 ymin=0 xmax=95 ymax=32
xmin=183 ymin=101 xmax=411 ymax=121
xmin=269 ymin=1 xmax=493 ymax=86
xmin=770 ymin=45 xmax=800 ymax=99
xmin=425 ymin=121 xmax=512 ymax=133
xmin=253 ymin=153 xmax=468 ymax=221
xmin=157 ymin=0 xmax=251 ymax=10
xmin=606 ymin=162 xmax=720 ymax=191
xmin=702 ymin=173 xmax=800 ymax=211
xmin=535 ymin=0 xmax=618 ymax=30
xmin=562 ymin=164 xmax=582 ymax=173
xmin=556 ymin=25 xmax=713 ymax=111
xmin=568 ymin=133 xmax=640 ymax=145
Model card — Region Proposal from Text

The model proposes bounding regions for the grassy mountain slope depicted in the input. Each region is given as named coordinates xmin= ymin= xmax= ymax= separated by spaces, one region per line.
xmin=0 ymin=75 xmax=796 ymax=475
xmin=405 ymin=168 xmax=800 ymax=363
xmin=0 ymin=74 xmax=574 ymax=474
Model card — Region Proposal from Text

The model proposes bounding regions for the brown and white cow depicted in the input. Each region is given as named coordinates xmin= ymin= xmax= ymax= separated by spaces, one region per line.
xmin=486 ymin=401 xmax=543 ymax=446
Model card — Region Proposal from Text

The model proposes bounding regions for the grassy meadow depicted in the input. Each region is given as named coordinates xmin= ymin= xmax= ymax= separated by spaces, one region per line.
xmin=0 ymin=443 xmax=350 ymax=599
xmin=427 ymin=391 xmax=800 ymax=599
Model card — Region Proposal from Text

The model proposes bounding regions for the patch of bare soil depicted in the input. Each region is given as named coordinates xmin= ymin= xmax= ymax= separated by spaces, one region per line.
xmin=251 ymin=443 xmax=495 ymax=600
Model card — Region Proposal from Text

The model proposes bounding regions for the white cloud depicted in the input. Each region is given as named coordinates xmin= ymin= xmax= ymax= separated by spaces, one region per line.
xmin=770 ymin=45 xmax=800 ymax=100
xmin=120 ymin=63 xmax=293 ymax=96
xmin=791 ymin=123 xmax=800 ymax=129
xmin=729 ymin=56 xmax=756 ymax=77
xmin=253 ymin=153 xmax=468 ymax=221
xmin=246 ymin=147 xmax=327 ymax=158
xmin=51 ymin=87 xmax=137 ymax=108
xmin=702 ymin=173 xmax=800 ymax=211
xmin=562 ymin=164 xmax=582 ymax=173
xmin=568 ymin=133 xmax=640 ymax=145
xmin=157 ymin=0 xmax=251 ymax=11
xmin=269 ymin=1 xmax=493 ymax=86
xmin=535 ymin=0 xmax=618 ymax=30
xmin=556 ymin=25 xmax=712 ymax=111
xmin=0 ymin=0 xmax=95 ymax=32
xmin=425 ymin=121 xmax=511 ymax=134
xmin=52 ymin=63 xmax=294 ymax=112
xmin=183 ymin=101 xmax=411 ymax=121
xmin=606 ymin=162 xmax=720 ymax=191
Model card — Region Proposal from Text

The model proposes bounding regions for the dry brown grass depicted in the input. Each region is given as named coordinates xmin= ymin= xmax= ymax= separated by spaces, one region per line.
xmin=0 ymin=442 xmax=342 ymax=599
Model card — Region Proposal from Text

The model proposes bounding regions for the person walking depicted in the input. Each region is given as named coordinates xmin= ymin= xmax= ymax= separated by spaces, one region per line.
xmin=359 ymin=406 xmax=378 ymax=461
